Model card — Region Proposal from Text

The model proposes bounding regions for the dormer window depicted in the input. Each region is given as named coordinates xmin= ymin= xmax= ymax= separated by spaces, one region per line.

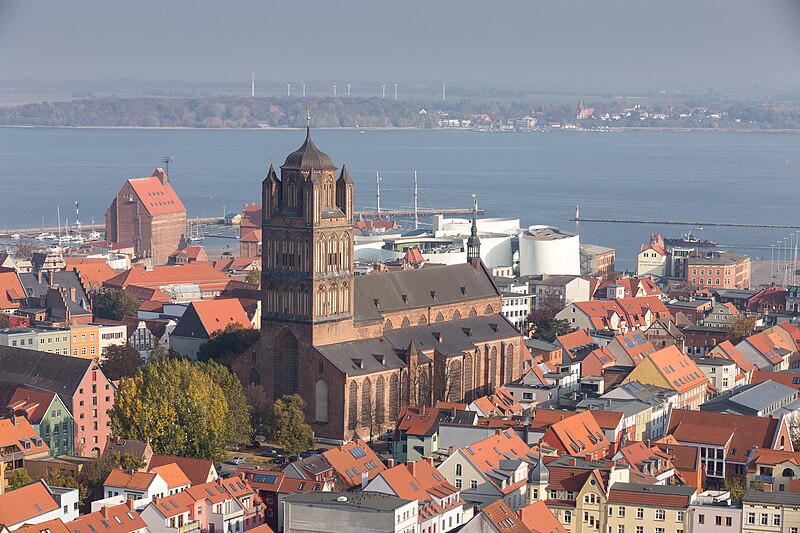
xmin=402 ymin=294 xmax=408 ymax=303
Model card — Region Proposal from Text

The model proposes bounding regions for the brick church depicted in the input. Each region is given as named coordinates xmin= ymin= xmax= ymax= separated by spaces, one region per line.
xmin=233 ymin=128 xmax=528 ymax=441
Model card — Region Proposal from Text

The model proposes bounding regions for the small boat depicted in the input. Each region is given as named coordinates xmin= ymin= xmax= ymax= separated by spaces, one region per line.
xmin=88 ymin=231 xmax=102 ymax=240
xmin=10 ymin=234 xmax=20 ymax=240
xmin=665 ymin=231 xmax=717 ymax=247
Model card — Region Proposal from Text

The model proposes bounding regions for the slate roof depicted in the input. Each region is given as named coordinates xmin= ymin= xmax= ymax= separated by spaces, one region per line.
xmin=353 ymin=262 xmax=499 ymax=323
xmin=20 ymin=270 xmax=92 ymax=317
xmin=282 ymin=128 xmax=336 ymax=170
xmin=699 ymin=380 xmax=799 ymax=416
xmin=0 ymin=345 xmax=94 ymax=401
xmin=608 ymin=482 xmax=696 ymax=508
xmin=316 ymin=314 xmax=518 ymax=377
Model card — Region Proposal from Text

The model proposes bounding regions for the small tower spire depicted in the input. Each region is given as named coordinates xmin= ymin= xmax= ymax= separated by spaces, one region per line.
xmin=305 ymin=105 xmax=311 ymax=137
xmin=467 ymin=194 xmax=481 ymax=264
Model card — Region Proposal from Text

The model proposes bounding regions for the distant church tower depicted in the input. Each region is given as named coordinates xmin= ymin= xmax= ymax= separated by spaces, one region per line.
xmin=259 ymin=117 xmax=355 ymax=399
xmin=466 ymin=194 xmax=481 ymax=264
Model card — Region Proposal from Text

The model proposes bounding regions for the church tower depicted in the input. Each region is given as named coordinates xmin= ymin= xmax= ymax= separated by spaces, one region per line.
xmin=259 ymin=121 xmax=355 ymax=400
xmin=466 ymin=194 xmax=481 ymax=264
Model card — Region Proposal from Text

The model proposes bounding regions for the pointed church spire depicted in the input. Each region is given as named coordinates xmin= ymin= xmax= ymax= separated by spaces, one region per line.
xmin=305 ymin=105 xmax=311 ymax=139
xmin=467 ymin=194 xmax=481 ymax=263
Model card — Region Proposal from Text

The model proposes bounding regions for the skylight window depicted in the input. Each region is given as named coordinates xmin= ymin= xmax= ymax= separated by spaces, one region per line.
xmin=350 ymin=447 xmax=367 ymax=459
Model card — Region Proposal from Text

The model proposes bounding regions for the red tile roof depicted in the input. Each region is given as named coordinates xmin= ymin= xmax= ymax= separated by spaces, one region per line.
xmin=668 ymin=409 xmax=784 ymax=464
xmin=518 ymin=500 xmax=568 ymax=533
xmin=608 ymin=484 xmax=695 ymax=508
xmin=751 ymin=370 xmax=800 ymax=391
xmin=589 ymin=410 xmax=623 ymax=430
xmin=15 ymin=518 xmax=70 ymax=533
xmin=459 ymin=430 xmax=537 ymax=495
xmin=125 ymin=169 xmax=186 ymax=216
xmin=777 ymin=322 xmax=800 ymax=350
xmin=240 ymin=229 xmax=262 ymax=242
xmin=375 ymin=460 xmax=459 ymax=523
xmin=746 ymin=447 xmax=800 ymax=472
xmin=66 ymin=503 xmax=147 ymax=533
xmin=709 ymin=341 xmax=757 ymax=373
xmin=71 ymin=263 xmax=119 ymax=293
xmin=237 ymin=468 xmax=327 ymax=494
xmin=611 ymin=331 xmax=656 ymax=365
xmin=322 ymin=439 xmax=386 ymax=490
xmin=0 ymin=481 xmax=59 ymax=526
xmin=557 ymin=329 xmax=596 ymax=352
xmin=104 ymin=263 xmax=231 ymax=290
xmin=7 ymin=386 xmax=59 ymax=425
xmin=147 ymin=490 xmax=195 ymax=518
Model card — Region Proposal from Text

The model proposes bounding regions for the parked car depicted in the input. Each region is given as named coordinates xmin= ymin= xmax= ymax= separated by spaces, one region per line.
xmin=299 ymin=450 xmax=316 ymax=459
xmin=230 ymin=456 xmax=246 ymax=465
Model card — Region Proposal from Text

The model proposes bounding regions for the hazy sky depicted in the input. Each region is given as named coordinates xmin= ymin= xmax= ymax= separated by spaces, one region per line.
xmin=1 ymin=0 xmax=800 ymax=90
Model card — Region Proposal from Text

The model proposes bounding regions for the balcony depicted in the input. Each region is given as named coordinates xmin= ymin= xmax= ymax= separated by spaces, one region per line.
xmin=178 ymin=520 xmax=201 ymax=533
xmin=754 ymin=475 xmax=774 ymax=484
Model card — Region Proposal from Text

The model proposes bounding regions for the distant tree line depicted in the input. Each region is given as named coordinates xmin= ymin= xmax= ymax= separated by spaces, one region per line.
xmin=1 ymin=95 xmax=799 ymax=129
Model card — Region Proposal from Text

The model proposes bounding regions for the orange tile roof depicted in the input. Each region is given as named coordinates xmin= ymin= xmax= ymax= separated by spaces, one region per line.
xmin=542 ymin=410 xmax=610 ymax=458
xmin=104 ymin=468 xmax=157 ymax=491
xmin=612 ymin=331 xmax=656 ymax=365
xmin=376 ymin=460 xmax=459 ymax=522
xmin=186 ymin=480 xmax=233 ymax=504
xmin=589 ymin=410 xmax=623 ymax=430
xmin=7 ymin=386 xmax=59 ymax=425
xmin=0 ymin=269 xmax=26 ymax=310
xmin=125 ymin=169 xmax=186 ymax=216
xmin=460 ymin=430 xmax=536 ymax=495
xmin=71 ymin=263 xmax=118 ymax=293
xmin=240 ymin=229 xmax=262 ymax=242
xmin=742 ymin=331 xmax=788 ymax=365
xmin=66 ymin=503 xmax=147 ymax=533
xmin=668 ymin=409 xmax=783 ymax=464
xmin=15 ymin=518 xmax=70 ymax=533
xmin=189 ymin=298 xmax=252 ymax=337
xmin=646 ymin=345 xmax=709 ymax=393
xmin=531 ymin=409 xmax=577 ymax=431
xmin=0 ymin=481 xmax=59 ymax=526
xmin=777 ymin=322 xmax=800 ymax=350
xmin=147 ymin=490 xmax=196 ymax=518
xmin=322 ymin=439 xmax=386 ymax=490
xmin=480 ymin=499 xmax=530 ymax=533
xmin=0 ymin=416 xmax=49 ymax=457
xmin=150 ymin=462 xmax=192 ymax=489
xmin=747 ymin=447 xmax=800 ymax=471
xmin=104 ymin=263 xmax=231 ymax=290
xmin=148 ymin=455 xmax=216 ymax=486
xmin=519 ymin=500 xmax=568 ymax=533
xmin=709 ymin=341 xmax=757 ymax=373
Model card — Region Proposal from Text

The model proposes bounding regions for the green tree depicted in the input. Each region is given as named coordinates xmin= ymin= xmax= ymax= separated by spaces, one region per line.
xmin=94 ymin=289 xmax=141 ymax=321
xmin=41 ymin=469 xmax=90 ymax=507
xmin=723 ymin=315 xmax=757 ymax=344
xmin=110 ymin=358 xmax=229 ymax=462
xmin=245 ymin=384 xmax=269 ymax=436
xmin=196 ymin=323 xmax=260 ymax=367
xmin=101 ymin=344 xmax=143 ymax=380
xmin=7 ymin=469 xmax=33 ymax=490
xmin=723 ymin=476 xmax=747 ymax=503
xmin=529 ymin=317 xmax=574 ymax=342
xmin=245 ymin=268 xmax=261 ymax=285
xmin=265 ymin=394 xmax=314 ymax=456
xmin=201 ymin=360 xmax=252 ymax=446
xmin=0 ymin=313 xmax=9 ymax=329
xmin=77 ymin=452 xmax=144 ymax=502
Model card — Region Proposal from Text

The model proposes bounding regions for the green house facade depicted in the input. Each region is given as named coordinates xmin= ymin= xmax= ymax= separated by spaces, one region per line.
xmin=7 ymin=386 xmax=75 ymax=456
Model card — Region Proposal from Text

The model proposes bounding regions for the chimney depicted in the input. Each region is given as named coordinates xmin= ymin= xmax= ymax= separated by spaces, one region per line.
xmin=426 ymin=456 xmax=434 ymax=467
xmin=37 ymin=270 xmax=42 ymax=283
xmin=101 ymin=506 xmax=111 ymax=519
xmin=386 ymin=458 xmax=395 ymax=468
xmin=126 ymin=499 xmax=135 ymax=510
xmin=409 ymin=461 xmax=417 ymax=478
xmin=567 ymin=457 xmax=577 ymax=467
xmin=69 ymin=287 xmax=76 ymax=301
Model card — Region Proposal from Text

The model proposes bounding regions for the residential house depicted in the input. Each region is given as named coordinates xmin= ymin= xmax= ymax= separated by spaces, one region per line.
xmin=746 ymin=448 xmax=800 ymax=492
xmin=365 ymin=459 xmax=466 ymax=533
xmin=690 ymin=355 xmax=743 ymax=394
xmin=238 ymin=468 xmax=331 ymax=532
xmin=518 ymin=500 xmax=568 ymax=533
xmin=613 ymin=440 xmax=676 ymax=485
xmin=438 ymin=429 xmax=537 ymax=510
xmin=66 ymin=502 xmax=148 ymax=533
xmin=736 ymin=330 xmax=795 ymax=371
xmin=541 ymin=410 xmax=611 ymax=461
xmin=239 ymin=229 xmax=262 ymax=259
xmin=555 ymin=330 xmax=597 ymax=367
xmin=282 ymin=492 xmax=417 ymax=533
xmin=741 ymin=489 xmax=800 ymax=533
xmin=0 ymin=268 xmax=26 ymax=314
xmin=667 ymin=409 xmax=793 ymax=482
xmin=665 ymin=299 xmax=712 ymax=326
xmin=687 ymin=252 xmax=751 ymax=290
xmin=700 ymin=380 xmax=800 ymax=417
xmin=621 ymin=345 xmax=710 ymax=410
xmin=68 ymin=324 xmax=101 ymax=359
xmin=102 ymin=264 xmax=232 ymax=301
xmin=597 ymin=277 xmax=663 ymax=300
xmin=643 ymin=317 xmax=685 ymax=351
xmin=579 ymin=243 xmax=615 ymax=280
xmin=170 ymin=299 xmax=252 ymax=359
xmin=707 ymin=341 xmax=756 ymax=381
xmin=605 ymin=483 xmax=696 ymax=533
xmin=687 ymin=490 xmax=741 ymax=533
xmin=682 ymin=325 xmax=728 ymax=357
xmin=150 ymin=463 xmax=192 ymax=496
xmin=637 ymin=242 xmax=668 ymax=277
xmin=652 ymin=436 xmax=704 ymax=489
xmin=605 ymin=332 xmax=656 ymax=367
xmin=463 ymin=498 xmax=566 ymax=533
xmin=147 ymin=455 xmax=219 ymax=487
xmin=13 ymin=518 xmax=70 ymax=533
xmin=139 ymin=490 xmax=200 ymax=533
xmin=556 ymin=297 xmax=669 ymax=335
xmin=7 ymin=386 xmax=74 ymax=456
xmin=103 ymin=468 xmax=169 ymax=508
xmin=392 ymin=406 xmax=474 ymax=464
xmin=702 ymin=302 xmax=740 ymax=329
xmin=0 ymin=416 xmax=50 ymax=492
xmin=0 ymin=481 xmax=79 ymax=529
xmin=281 ymin=453 xmax=336 ymax=485
xmin=528 ymin=275 xmax=590 ymax=311
xmin=468 ymin=386 xmax=524 ymax=417
xmin=104 ymin=437 xmax=153 ymax=468
xmin=168 ymin=246 xmax=209 ymax=265
xmin=321 ymin=439 xmax=386 ymax=491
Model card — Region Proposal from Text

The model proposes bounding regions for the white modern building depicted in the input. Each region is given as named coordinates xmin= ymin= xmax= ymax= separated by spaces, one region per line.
xmin=519 ymin=226 xmax=580 ymax=276
xmin=282 ymin=492 xmax=419 ymax=533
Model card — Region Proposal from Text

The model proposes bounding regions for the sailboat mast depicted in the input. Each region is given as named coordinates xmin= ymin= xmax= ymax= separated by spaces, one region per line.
xmin=376 ymin=172 xmax=381 ymax=217
xmin=413 ymin=171 xmax=419 ymax=230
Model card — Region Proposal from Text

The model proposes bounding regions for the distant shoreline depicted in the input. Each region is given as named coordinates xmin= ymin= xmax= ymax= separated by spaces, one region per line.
xmin=1 ymin=124 xmax=799 ymax=134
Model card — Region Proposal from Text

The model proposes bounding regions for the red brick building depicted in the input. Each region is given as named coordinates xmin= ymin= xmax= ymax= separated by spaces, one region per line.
xmin=0 ymin=346 xmax=115 ymax=457
xmin=687 ymin=252 xmax=750 ymax=290
xmin=233 ymin=129 xmax=527 ymax=441
xmin=105 ymin=168 xmax=187 ymax=265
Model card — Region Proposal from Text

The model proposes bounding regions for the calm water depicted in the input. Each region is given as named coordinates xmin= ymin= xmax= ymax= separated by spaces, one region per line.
xmin=1 ymin=127 xmax=799 ymax=270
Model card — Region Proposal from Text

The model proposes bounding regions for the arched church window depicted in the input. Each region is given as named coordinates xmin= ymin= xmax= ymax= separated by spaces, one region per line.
xmin=279 ymin=332 xmax=299 ymax=395
xmin=315 ymin=379 xmax=329 ymax=423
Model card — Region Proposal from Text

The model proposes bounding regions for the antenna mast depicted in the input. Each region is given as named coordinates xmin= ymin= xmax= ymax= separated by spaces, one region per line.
xmin=414 ymin=171 xmax=419 ymax=230
xmin=287 ymin=83 xmax=291 ymax=97
xmin=442 ymin=83 xmax=446 ymax=102
xmin=302 ymin=83 xmax=306 ymax=97
xmin=376 ymin=172 xmax=381 ymax=217
xmin=394 ymin=83 xmax=398 ymax=100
